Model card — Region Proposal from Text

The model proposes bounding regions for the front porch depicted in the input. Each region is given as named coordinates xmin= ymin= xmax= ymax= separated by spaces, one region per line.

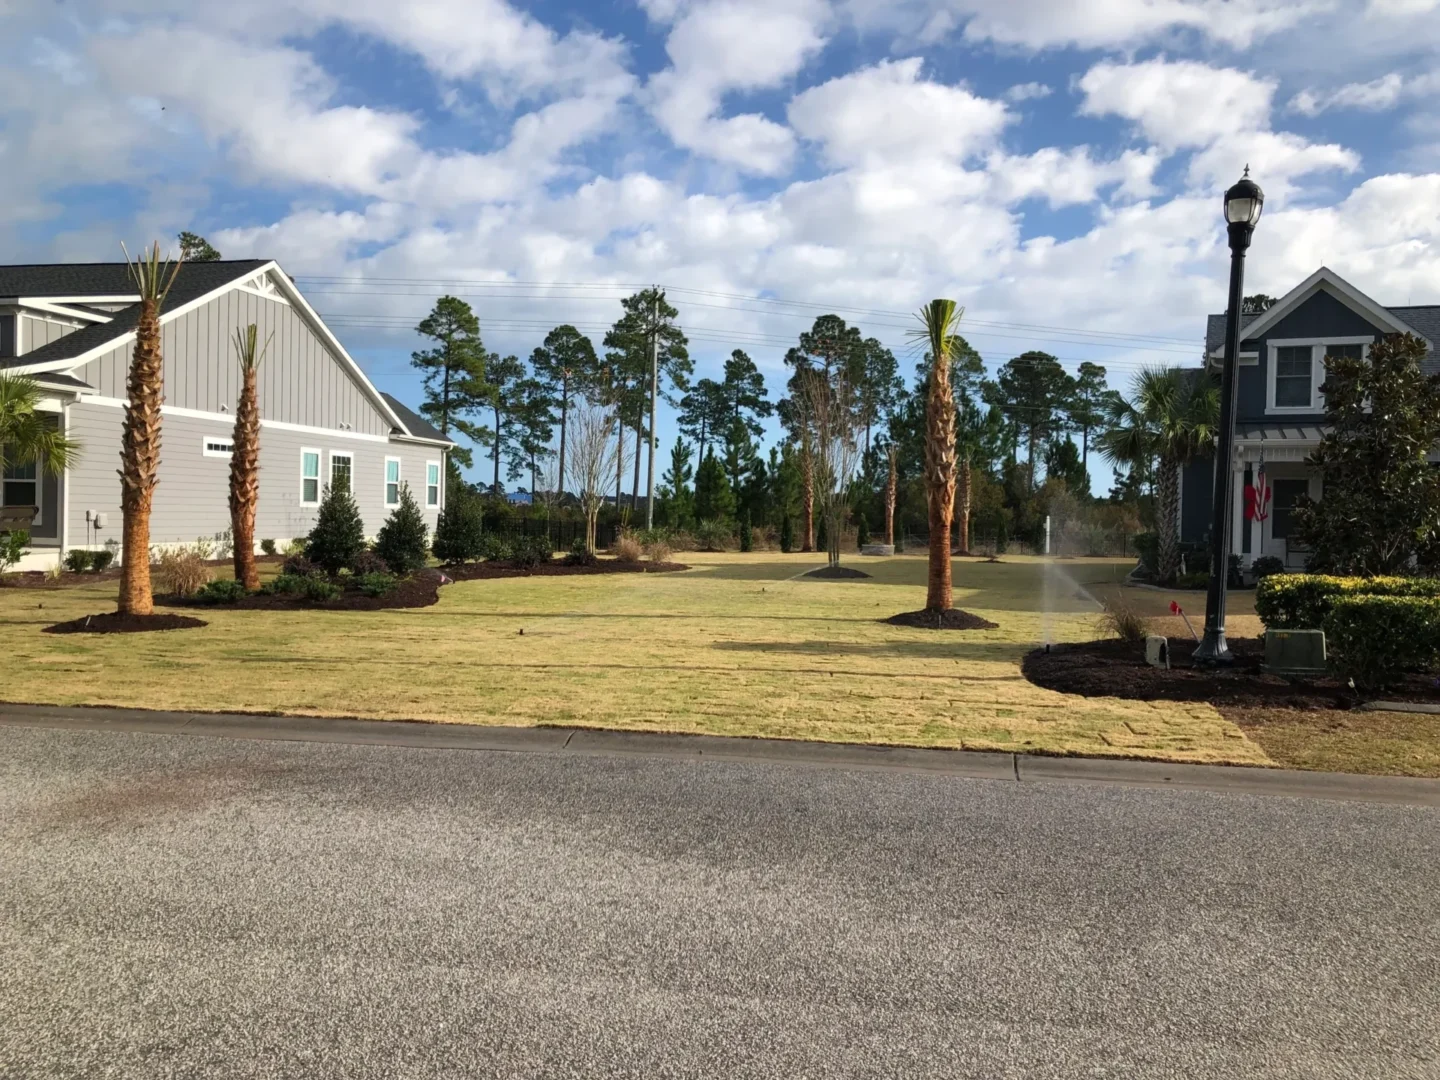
xmin=1228 ymin=425 xmax=1325 ymax=570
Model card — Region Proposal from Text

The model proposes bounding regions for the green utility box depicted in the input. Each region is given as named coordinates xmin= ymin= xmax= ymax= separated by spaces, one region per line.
xmin=1263 ymin=629 xmax=1327 ymax=676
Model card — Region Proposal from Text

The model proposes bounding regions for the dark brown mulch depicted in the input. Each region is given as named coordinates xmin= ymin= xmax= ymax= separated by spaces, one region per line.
xmin=1022 ymin=636 xmax=1440 ymax=709
xmin=444 ymin=558 xmax=690 ymax=581
xmin=803 ymin=565 xmax=872 ymax=580
xmin=885 ymin=608 xmax=1000 ymax=631
xmin=43 ymin=612 xmax=208 ymax=634
xmin=163 ymin=569 xmax=444 ymax=612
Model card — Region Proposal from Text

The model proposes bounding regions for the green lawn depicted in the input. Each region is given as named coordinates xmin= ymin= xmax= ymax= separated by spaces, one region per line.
xmin=0 ymin=553 xmax=1269 ymax=765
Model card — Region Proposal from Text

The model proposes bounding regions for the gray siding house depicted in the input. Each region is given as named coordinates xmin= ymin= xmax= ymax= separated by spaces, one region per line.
xmin=1 ymin=260 xmax=450 ymax=571
xmin=1179 ymin=266 xmax=1439 ymax=569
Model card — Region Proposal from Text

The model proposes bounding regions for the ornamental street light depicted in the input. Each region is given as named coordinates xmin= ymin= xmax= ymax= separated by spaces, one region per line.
xmin=1195 ymin=166 xmax=1264 ymax=665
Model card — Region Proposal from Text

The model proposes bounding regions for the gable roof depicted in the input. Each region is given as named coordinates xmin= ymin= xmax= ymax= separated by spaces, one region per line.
xmin=1204 ymin=267 xmax=1432 ymax=360
xmin=381 ymin=392 xmax=452 ymax=445
xmin=1 ymin=261 xmax=268 ymax=370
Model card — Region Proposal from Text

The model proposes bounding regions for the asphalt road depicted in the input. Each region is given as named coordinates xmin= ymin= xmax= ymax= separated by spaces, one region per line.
xmin=2 ymin=724 xmax=1438 ymax=1079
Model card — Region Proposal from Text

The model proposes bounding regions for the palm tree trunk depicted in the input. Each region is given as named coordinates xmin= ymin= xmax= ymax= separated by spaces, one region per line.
xmin=955 ymin=458 xmax=972 ymax=556
xmin=118 ymin=296 xmax=163 ymax=615
xmin=229 ymin=364 xmax=261 ymax=591
xmin=1156 ymin=457 xmax=1181 ymax=583
xmin=925 ymin=367 xmax=957 ymax=613
xmin=884 ymin=450 xmax=897 ymax=547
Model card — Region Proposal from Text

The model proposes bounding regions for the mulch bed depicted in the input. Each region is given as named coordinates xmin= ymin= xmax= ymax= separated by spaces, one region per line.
xmin=43 ymin=612 xmax=208 ymax=634
xmin=885 ymin=609 xmax=1000 ymax=631
xmin=444 ymin=558 xmax=689 ymax=581
xmin=803 ymin=565 xmax=872 ymax=580
xmin=3 ymin=554 xmax=286 ymax=590
xmin=1022 ymin=636 xmax=1440 ymax=709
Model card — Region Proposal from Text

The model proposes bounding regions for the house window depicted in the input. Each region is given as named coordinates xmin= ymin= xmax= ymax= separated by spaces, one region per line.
xmin=1271 ymin=479 xmax=1310 ymax=540
xmin=1273 ymin=346 xmax=1312 ymax=408
xmin=2 ymin=459 xmax=38 ymax=508
xmin=301 ymin=449 xmax=321 ymax=505
xmin=426 ymin=462 xmax=440 ymax=508
xmin=203 ymin=437 xmax=233 ymax=458
xmin=385 ymin=458 xmax=401 ymax=507
xmin=330 ymin=452 xmax=353 ymax=494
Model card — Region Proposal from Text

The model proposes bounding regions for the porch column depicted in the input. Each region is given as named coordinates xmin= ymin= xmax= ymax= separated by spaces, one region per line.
xmin=1230 ymin=455 xmax=1245 ymax=561
xmin=1249 ymin=469 xmax=1263 ymax=565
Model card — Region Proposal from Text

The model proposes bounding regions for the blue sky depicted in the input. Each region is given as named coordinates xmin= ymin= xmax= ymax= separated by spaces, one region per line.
xmin=4 ymin=0 xmax=1440 ymax=489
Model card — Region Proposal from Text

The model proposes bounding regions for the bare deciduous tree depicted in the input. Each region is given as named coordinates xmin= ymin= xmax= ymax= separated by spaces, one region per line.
xmin=570 ymin=403 xmax=622 ymax=553
xmin=801 ymin=369 xmax=863 ymax=569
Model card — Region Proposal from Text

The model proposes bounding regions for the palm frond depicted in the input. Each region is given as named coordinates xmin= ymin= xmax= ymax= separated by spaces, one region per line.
xmin=231 ymin=323 xmax=275 ymax=372
xmin=121 ymin=240 xmax=184 ymax=307
xmin=0 ymin=372 xmax=79 ymax=475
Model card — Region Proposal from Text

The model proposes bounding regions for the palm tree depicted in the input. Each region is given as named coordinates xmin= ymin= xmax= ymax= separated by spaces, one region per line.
xmin=118 ymin=242 xmax=182 ymax=615
xmin=229 ymin=323 xmax=271 ymax=591
xmin=1097 ymin=366 xmax=1219 ymax=584
xmin=0 ymin=374 xmax=80 ymax=510
xmin=911 ymin=299 xmax=962 ymax=613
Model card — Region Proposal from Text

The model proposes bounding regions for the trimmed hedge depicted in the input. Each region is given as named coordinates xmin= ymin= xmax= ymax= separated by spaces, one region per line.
xmin=1255 ymin=573 xmax=1440 ymax=630
xmin=1324 ymin=595 xmax=1440 ymax=689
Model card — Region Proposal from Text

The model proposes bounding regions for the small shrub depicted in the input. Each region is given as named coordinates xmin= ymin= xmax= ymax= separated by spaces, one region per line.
xmin=155 ymin=549 xmax=213 ymax=597
xmin=1131 ymin=531 xmax=1158 ymax=573
xmin=1250 ymin=555 xmax=1285 ymax=579
xmin=1175 ymin=571 xmax=1210 ymax=590
xmin=738 ymin=513 xmax=753 ymax=553
xmin=1 ymin=530 xmax=30 ymax=574
xmin=285 ymin=538 xmax=307 ymax=556
xmin=191 ymin=535 xmax=215 ymax=560
xmin=694 ymin=519 xmax=731 ymax=552
xmin=432 ymin=496 xmax=486 ymax=564
xmin=268 ymin=573 xmax=308 ymax=596
xmin=510 ymin=534 xmax=553 ymax=568
xmin=815 ymin=515 xmax=828 ymax=553
xmin=350 ymin=549 xmax=390 ymax=577
xmin=64 ymin=549 xmax=94 ymax=573
xmin=214 ymin=528 xmax=234 ymax=561
xmin=89 ymin=549 xmax=116 ymax=572
xmin=357 ymin=571 xmax=398 ymax=597
xmin=1325 ymin=594 xmax=1440 ymax=689
xmin=563 ymin=538 xmax=597 ymax=567
xmin=667 ymin=529 xmax=697 ymax=552
xmin=196 ymin=578 xmax=246 ymax=604
xmin=303 ymin=576 xmax=342 ymax=602
xmin=375 ymin=484 xmax=429 ymax=574
xmin=1099 ymin=597 xmax=1149 ymax=645
xmin=260 ymin=538 xmax=277 ymax=556
xmin=305 ymin=484 xmax=367 ymax=575
xmin=283 ymin=554 xmax=320 ymax=578
xmin=855 ymin=512 xmax=869 ymax=549
xmin=613 ymin=534 xmax=643 ymax=563
xmin=646 ymin=540 xmax=673 ymax=564
xmin=779 ymin=515 xmax=794 ymax=553
xmin=477 ymin=532 xmax=514 ymax=562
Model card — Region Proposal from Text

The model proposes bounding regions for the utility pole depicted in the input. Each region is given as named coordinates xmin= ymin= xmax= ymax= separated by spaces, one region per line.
xmin=645 ymin=288 xmax=659 ymax=529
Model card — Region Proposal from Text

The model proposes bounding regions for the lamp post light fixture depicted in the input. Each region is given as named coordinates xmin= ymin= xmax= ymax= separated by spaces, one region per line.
xmin=1195 ymin=167 xmax=1264 ymax=665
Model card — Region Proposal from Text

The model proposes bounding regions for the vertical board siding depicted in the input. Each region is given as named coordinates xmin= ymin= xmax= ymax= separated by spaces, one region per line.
xmin=66 ymin=403 xmax=442 ymax=549
xmin=70 ymin=287 xmax=392 ymax=435
xmin=18 ymin=315 xmax=80 ymax=354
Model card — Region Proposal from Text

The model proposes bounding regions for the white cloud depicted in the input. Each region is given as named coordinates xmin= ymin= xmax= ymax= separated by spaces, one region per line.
xmin=1004 ymin=82 xmax=1052 ymax=103
xmin=987 ymin=147 xmax=1164 ymax=207
xmin=842 ymin=0 xmax=1323 ymax=50
xmin=1290 ymin=71 xmax=1440 ymax=116
xmin=789 ymin=58 xmax=1009 ymax=168
xmin=1079 ymin=58 xmax=1275 ymax=150
xmin=647 ymin=0 xmax=828 ymax=174
xmin=1366 ymin=0 xmax=1438 ymax=14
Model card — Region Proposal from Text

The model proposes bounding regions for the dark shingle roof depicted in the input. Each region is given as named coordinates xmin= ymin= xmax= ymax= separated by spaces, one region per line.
xmin=1204 ymin=312 xmax=1260 ymax=356
xmin=1205 ymin=302 xmax=1439 ymax=374
xmin=381 ymin=392 xmax=451 ymax=444
xmin=1 ymin=260 xmax=267 ymax=369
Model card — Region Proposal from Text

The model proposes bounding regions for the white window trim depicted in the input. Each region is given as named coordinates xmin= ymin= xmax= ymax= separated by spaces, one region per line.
xmin=425 ymin=460 xmax=441 ymax=509
xmin=0 ymin=458 xmax=42 ymax=514
xmin=300 ymin=447 xmax=322 ymax=507
xmin=1265 ymin=336 xmax=1372 ymax=415
xmin=328 ymin=450 xmax=354 ymax=494
xmin=384 ymin=457 xmax=402 ymax=507
xmin=202 ymin=436 xmax=234 ymax=458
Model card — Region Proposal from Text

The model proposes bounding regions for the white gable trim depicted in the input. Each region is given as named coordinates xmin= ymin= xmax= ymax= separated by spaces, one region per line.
xmin=16 ymin=300 xmax=113 ymax=323
xmin=1210 ymin=267 xmax=1422 ymax=357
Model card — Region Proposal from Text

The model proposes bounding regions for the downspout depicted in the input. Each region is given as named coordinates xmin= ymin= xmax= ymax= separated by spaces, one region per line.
xmin=59 ymin=395 xmax=72 ymax=562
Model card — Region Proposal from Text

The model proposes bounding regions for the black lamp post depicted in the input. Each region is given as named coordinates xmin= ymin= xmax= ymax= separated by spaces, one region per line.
xmin=1195 ymin=167 xmax=1264 ymax=665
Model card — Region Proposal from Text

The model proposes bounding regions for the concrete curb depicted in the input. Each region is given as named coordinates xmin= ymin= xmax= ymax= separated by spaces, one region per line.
xmin=2 ymin=703 xmax=1438 ymax=807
